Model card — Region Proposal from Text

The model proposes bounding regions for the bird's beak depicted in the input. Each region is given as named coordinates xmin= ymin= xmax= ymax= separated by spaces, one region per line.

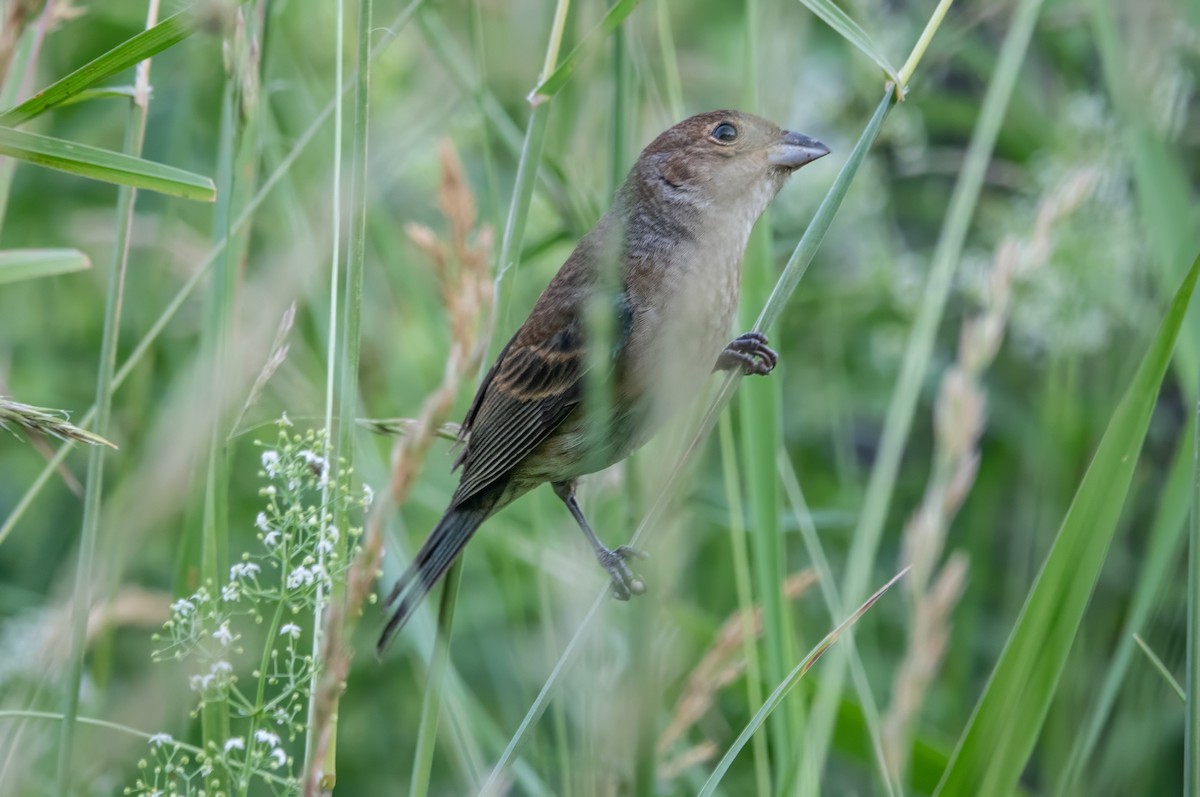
xmin=768 ymin=130 xmax=830 ymax=169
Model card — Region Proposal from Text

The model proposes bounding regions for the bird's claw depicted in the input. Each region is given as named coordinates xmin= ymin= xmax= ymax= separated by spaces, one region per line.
xmin=717 ymin=332 xmax=778 ymax=376
xmin=598 ymin=545 xmax=648 ymax=600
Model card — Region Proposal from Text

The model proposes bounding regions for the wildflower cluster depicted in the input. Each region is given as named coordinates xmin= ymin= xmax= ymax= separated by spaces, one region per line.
xmin=129 ymin=418 xmax=368 ymax=797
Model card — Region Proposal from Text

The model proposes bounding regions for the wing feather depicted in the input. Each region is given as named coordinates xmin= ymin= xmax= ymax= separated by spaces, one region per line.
xmin=449 ymin=268 xmax=635 ymax=507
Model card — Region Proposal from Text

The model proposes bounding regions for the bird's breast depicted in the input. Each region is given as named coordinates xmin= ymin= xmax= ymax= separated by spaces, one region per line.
xmin=624 ymin=234 xmax=744 ymax=424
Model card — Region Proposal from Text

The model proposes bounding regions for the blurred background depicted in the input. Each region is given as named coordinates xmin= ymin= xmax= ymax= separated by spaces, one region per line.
xmin=0 ymin=0 xmax=1198 ymax=794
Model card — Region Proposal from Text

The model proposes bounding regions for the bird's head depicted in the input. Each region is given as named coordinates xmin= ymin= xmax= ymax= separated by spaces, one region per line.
xmin=633 ymin=110 xmax=829 ymax=224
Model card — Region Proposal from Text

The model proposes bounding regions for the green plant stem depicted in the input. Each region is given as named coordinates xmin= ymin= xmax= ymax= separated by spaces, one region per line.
xmin=306 ymin=0 xmax=347 ymax=782
xmin=410 ymin=559 xmax=465 ymax=797
xmin=718 ymin=413 xmax=770 ymax=796
xmin=896 ymin=0 xmax=955 ymax=88
xmin=55 ymin=5 xmax=160 ymax=793
xmin=1189 ymin=396 xmax=1200 ymax=791
xmin=238 ymin=596 xmax=287 ymax=797
xmin=1134 ymin=634 xmax=1186 ymax=704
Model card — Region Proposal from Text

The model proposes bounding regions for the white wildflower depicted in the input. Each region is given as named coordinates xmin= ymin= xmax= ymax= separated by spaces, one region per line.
xmin=280 ymin=411 xmax=292 ymax=427
xmin=261 ymin=450 xmax=281 ymax=477
xmin=170 ymin=598 xmax=194 ymax=617
xmin=254 ymin=729 xmax=281 ymax=747
xmin=280 ymin=623 xmax=302 ymax=639
xmin=148 ymin=733 xmax=173 ymax=748
xmin=224 ymin=737 xmax=245 ymax=753
xmin=286 ymin=566 xmax=313 ymax=589
xmin=269 ymin=747 xmax=287 ymax=768
xmin=255 ymin=512 xmax=270 ymax=532
xmin=189 ymin=674 xmax=213 ymax=692
xmin=299 ymin=449 xmax=326 ymax=471
xmin=213 ymin=622 xmax=234 ymax=647
xmin=263 ymin=530 xmax=281 ymax=548
xmin=210 ymin=660 xmax=233 ymax=679
xmin=222 ymin=582 xmax=240 ymax=603
xmin=362 ymin=483 xmax=374 ymax=507
xmin=230 ymin=562 xmax=260 ymax=579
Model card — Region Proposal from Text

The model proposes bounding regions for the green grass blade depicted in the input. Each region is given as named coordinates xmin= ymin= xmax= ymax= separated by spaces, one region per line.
xmin=527 ymin=0 xmax=641 ymax=104
xmin=1189 ymin=394 xmax=1200 ymax=791
xmin=0 ymin=248 xmax=89 ymax=284
xmin=698 ymin=567 xmax=909 ymax=797
xmin=796 ymin=0 xmax=900 ymax=85
xmin=0 ymin=7 xmax=195 ymax=126
xmin=0 ymin=126 xmax=215 ymax=200
xmin=934 ymin=252 xmax=1200 ymax=797
xmin=1133 ymin=634 xmax=1185 ymax=704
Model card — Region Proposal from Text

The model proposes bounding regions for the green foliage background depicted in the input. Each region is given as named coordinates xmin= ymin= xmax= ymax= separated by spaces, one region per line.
xmin=0 ymin=0 xmax=1197 ymax=794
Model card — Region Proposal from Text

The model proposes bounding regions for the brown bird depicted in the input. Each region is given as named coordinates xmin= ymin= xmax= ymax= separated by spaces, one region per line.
xmin=379 ymin=110 xmax=828 ymax=652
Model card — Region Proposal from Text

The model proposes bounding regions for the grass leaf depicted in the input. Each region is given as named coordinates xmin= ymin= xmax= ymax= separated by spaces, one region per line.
xmin=934 ymin=251 xmax=1200 ymax=796
xmin=796 ymin=0 xmax=900 ymax=86
xmin=1132 ymin=634 xmax=1185 ymax=703
xmin=0 ymin=248 xmax=90 ymax=284
xmin=0 ymin=125 xmax=215 ymax=201
xmin=0 ymin=7 xmax=195 ymax=127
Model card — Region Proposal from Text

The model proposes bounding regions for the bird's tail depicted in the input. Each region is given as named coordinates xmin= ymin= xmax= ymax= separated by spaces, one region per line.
xmin=376 ymin=491 xmax=497 ymax=655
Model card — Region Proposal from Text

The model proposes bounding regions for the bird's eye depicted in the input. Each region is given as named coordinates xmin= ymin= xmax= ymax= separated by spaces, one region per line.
xmin=711 ymin=122 xmax=738 ymax=143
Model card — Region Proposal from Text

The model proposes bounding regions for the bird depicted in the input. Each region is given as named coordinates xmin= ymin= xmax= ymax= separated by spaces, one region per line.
xmin=378 ymin=110 xmax=829 ymax=653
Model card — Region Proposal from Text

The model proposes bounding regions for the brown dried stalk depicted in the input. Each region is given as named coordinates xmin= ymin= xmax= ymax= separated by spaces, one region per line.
xmin=882 ymin=167 xmax=1101 ymax=778
xmin=304 ymin=141 xmax=492 ymax=796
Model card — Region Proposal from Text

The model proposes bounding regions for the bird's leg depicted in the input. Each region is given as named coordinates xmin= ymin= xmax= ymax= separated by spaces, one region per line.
xmin=715 ymin=331 xmax=778 ymax=376
xmin=552 ymin=480 xmax=647 ymax=600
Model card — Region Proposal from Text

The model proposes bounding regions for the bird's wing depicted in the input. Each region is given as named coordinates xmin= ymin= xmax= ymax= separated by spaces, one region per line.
xmin=450 ymin=289 xmax=633 ymax=507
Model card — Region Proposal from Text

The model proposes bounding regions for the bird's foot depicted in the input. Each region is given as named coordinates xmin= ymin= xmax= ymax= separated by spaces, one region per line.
xmin=716 ymin=332 xmax=778 ymax=376
xmin=597 ymin=545 xmax=648 ymax=600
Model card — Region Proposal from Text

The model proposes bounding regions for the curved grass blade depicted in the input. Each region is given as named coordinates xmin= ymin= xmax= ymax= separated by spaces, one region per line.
xmin=698 ymin=567 xmax=910 ymax=797
xmin=527 ymin=0 xmax=641 ymax=105
xmin=0 ymin=248 xmax=89 ymax=284
xmin=934 ymin=252 xmax=1200 ymax=797
xmin=0 ymin=126 xmax=215 ymax=200
xmin=0 ymin=7 xmax=195 ymax=126
xmin=1133 ymin=634 xmax=1185 ymax=703
xmin=796 ymin=0 xmax=900 ymax=86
